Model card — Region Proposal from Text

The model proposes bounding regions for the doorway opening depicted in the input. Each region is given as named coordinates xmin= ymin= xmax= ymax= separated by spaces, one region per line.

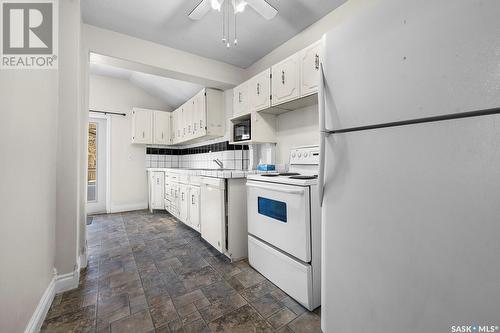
xmin=87 ymin=116 xmax=108 ymax=214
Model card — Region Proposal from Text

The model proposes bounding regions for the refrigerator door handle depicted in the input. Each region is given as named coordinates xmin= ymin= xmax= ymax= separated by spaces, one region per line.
xmin=318 ymin=63 xmax=326 ymax=206
xmin=319 ymin=131 xmax=327 ymax=206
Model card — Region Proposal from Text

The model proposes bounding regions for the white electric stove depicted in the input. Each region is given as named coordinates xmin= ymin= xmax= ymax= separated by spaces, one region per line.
xmin=246 ymin=146 xmax=321 ymax=311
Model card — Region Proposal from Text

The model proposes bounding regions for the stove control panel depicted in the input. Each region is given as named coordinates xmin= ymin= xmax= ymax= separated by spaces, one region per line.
xmin=290 ymin=146 xmax=320 ymax=165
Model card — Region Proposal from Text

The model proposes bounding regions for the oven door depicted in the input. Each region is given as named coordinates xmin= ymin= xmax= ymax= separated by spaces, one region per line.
xmin=246 ymin=180 xmax=311 ymax=262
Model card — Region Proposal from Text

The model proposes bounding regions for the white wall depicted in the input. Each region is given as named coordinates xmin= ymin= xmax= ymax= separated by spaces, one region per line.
xmin=0 ymin=0 xmax=83 ymax=331
xmin=0 ymin=71 xmax=58 ymax=333
xmin=56 ymin=0 xmax=83 ymax=278
xmin=89 ymin=74 xmax=171 ymax=212
xmin=276 ymin=105 xmax=319 ymax=164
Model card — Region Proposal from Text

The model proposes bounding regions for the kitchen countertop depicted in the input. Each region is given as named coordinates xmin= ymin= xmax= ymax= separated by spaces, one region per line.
xmin=146 ymin=167 xmax=273 ymax=179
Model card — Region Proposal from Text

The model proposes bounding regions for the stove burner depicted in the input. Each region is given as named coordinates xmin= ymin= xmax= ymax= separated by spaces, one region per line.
xmin=261 ymin=174 xmax=280 ymax=177
xmin=279 ymin=172 xmax=300 ymax=176
xmin=289 ymin=175 xmax=318 ymax=180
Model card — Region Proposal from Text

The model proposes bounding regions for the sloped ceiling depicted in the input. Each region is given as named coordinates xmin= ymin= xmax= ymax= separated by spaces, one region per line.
xmin=89 ymin=62 xmax=204 ymax=109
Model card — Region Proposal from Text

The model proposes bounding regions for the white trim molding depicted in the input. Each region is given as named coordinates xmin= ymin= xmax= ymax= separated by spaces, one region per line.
xmin=55 ymin=264 xmax=80 ymax=294
xmin=110 ymin=202 xmax=148 ymax=213
xmin=79 ymin=242 xmax=88 ymax=270
xmin=24 ymin=272 xmax=56 ymax=333
xmin=24 ymin=264 xmax=81 ymax=333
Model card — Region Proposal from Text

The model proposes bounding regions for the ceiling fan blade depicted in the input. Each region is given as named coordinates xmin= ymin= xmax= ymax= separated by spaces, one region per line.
xmin=245 ymin=0 xmax=277 ymax=20
xmin=188 ymin=0 xmax=211 ymax=20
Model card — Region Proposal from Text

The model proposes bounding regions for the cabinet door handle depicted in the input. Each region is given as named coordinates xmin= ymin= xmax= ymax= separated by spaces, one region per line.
xmin=238 ymin=92 xmax=242 ymax=103
xmin=142 ymin=131 xmax=145 ymax=138
xmin=161 ymin=132 xmax=164 ymax=139
xmin=315 ymin=54 xmax=320 ymax=70
xmin=256 ymin=83 xmax=260 ymax=95
xmin=200 ymin=120 xmax=203 ymax=128
xmin=191 ymin=194 xmax=195 ymax=204
xmin=281 ymin=70 xmax=285 ymax=85
xmin=182 ymin=193 xmax=184 ymax=201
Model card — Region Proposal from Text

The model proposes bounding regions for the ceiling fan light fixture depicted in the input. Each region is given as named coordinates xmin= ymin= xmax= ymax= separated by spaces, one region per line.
xmin=232 ymin=0 xmax=247 ymax=13
xmin=211 ymin=0 xmax=223 ymax=11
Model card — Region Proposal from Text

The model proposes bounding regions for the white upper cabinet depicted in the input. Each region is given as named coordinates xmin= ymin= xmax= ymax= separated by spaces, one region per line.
xmin=132 ymin=108 xmax=153 ymax=144
xmin=272 ymin=53 xmax=300 ymax=106
xmin=249 ymin=69 xmax=271 ymax=112
xmin=300 ymin=40 xmax=323 ymax=97
xmin=153 ymin=111 xmax=171 ymax=145
xmin=172 ymin=108 xmax=180 ymax=144
xmin=183 ymin=100 xmax=193 ymax=140
xmin=233 ymin=81 xmax=249 ymax=116
xmin=167 ymin=88 xmax=223 ymax=145
xmin=193 ymin=90 xmax=206 ymax=137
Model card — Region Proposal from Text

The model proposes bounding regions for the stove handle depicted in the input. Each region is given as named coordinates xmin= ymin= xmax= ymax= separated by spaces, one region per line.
xmin=246 ymin=182 xmax=306 ymax=195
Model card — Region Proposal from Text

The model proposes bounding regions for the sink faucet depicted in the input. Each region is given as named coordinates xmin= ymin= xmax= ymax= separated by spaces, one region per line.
xmin=213 ymin=158 xmax=224 ymax=169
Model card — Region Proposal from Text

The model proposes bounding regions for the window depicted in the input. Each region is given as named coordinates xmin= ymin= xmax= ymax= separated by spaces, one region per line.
xmin=258 ymin=197 xmax=287 ymax=223
xmin=87 ymin=122 xmax=97 ymax=202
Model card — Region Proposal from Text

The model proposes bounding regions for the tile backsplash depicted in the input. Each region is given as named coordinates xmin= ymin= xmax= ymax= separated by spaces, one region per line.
xmin=146 ymin=141 xmax=249 ymax=170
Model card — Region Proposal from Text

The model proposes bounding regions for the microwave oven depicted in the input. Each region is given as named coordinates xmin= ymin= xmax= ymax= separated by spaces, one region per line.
xmin=233 ymin=119 xmax=251 ymax=142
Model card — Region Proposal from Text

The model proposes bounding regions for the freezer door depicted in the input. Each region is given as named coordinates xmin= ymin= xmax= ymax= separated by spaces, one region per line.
xmin=321 ymin=114 xmax=500 ymax=332
xmin=322 ymin=0 xmax=500 ymax=131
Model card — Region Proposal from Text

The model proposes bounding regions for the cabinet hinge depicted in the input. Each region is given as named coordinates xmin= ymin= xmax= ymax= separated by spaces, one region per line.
xmin=204 ymin=92 xmax=207 ymax=96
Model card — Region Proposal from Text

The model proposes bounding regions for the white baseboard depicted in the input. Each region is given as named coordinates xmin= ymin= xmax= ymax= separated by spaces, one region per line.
xmin=79 ymin=247 xmax=88 ymax=270
xmin=24 ymin=274 xmax=56 ymax=333
xmin=110 ymin=202 xmax=148 ymax=213
xmin=24 ymin=264 xmax=81 ymax=332
xmin=55 ymin=265 xmax=80 ymax=294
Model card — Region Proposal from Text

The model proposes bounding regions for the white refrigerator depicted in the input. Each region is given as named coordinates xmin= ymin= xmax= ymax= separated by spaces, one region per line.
xmin=319 ymin=0 xmax=500 ymax=332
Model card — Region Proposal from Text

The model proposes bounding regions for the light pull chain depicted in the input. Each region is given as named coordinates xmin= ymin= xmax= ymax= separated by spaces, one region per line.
xmin=226 ymin=0 xmax=230 ymax=47
xmin=234 ymin=10 xmax=238 ymax=46
xmin=221 ymin=0 xmax=226 ymax=44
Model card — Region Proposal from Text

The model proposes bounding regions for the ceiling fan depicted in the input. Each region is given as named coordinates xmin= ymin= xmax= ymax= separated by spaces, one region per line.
xmin=188 ymin=0 xmax=278 ymax=21
xmin=188 ymin=0 xmax=277 ymax=48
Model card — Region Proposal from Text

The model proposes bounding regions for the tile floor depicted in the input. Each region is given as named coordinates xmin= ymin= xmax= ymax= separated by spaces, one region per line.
xmin=41 ymin=210 xmax=321 ymax=332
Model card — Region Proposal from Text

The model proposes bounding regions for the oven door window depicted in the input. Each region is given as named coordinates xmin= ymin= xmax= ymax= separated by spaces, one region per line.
xmin=258 ymin=197 xmax=287 ymax=223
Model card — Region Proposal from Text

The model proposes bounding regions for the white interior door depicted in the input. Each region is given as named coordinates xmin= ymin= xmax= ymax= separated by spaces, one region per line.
xmin=87 ymin=117 xmax=107 ymax=214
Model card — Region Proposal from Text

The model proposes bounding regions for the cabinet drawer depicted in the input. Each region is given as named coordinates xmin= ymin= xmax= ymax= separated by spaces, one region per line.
xmin=248 ymin=235 xmax=313 ymax=309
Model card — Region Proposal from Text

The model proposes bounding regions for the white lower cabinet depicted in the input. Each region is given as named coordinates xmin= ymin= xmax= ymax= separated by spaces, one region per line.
xmin=149 ymin=171 xmax=165 ymax=211
xmin=163 ymin=173 xmax=201 ymax=232
xmin=179 ymin=183 xmax=189 ymax=224
xmin=189 ymin=186 xmax=201 ymax=232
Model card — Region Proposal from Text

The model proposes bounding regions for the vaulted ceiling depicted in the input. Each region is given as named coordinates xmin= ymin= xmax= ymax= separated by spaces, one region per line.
xmin=82 ymin=0 xmax=346 ymax=68
xmin=89 ymin=62 xmax=204 ymax=109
